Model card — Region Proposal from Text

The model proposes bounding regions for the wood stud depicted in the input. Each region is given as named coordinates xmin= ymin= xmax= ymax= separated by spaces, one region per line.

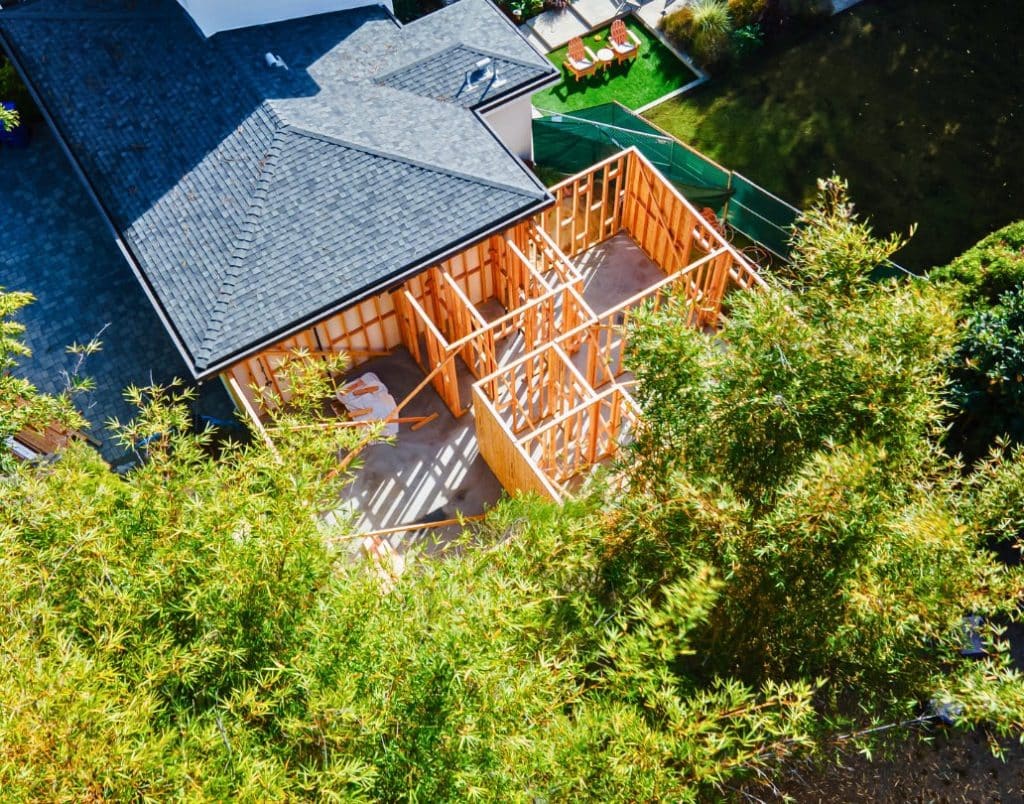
xmin=221 ymin=148 xmax=766 ymax=500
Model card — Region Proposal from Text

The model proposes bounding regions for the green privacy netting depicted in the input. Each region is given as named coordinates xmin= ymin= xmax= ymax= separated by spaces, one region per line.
xmin=533 ymin=103 xmax=732 ymax=213
xmin=725 ymin=172 xmax=800 ymax=259
xmin=532 ymin=103 xmax=801 ymax=257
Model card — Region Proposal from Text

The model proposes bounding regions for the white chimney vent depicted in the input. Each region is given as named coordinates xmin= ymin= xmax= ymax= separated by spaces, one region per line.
xmin=264 ymin=52 xmax=288 ymax=70
xmin=466 ymin=57 xmax=494 ymax=86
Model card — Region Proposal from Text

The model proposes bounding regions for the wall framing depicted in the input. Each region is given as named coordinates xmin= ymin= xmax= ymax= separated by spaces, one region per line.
xmin=222 ymin=148 xmax=767 ymax=501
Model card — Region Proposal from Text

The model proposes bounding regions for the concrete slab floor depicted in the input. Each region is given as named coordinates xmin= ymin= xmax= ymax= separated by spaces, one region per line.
xmin=332 ymin=348 xmax=503 ymax=556
xmin=328 ymin=235 xmax=661 ymax=556
xmin=576 ymin=232 xmax=666 ymax=315
xmin=636 ymin=0 xmax=680 ymax=27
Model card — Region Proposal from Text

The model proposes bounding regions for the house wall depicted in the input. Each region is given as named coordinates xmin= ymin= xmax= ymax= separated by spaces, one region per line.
xmin=175 ymin=0 xmax=392 ymax=37
xmin=224 ymin=235 xmax=498 ymax=411
xmin=481 ymin=95 xmax=535 ymax=161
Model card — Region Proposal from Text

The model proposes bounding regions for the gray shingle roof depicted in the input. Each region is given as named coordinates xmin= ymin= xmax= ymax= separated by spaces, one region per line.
xmin=0 ymin=0 xmax=556 ymax=376
xmin=377 ymin=44 xmax=544 ymax=107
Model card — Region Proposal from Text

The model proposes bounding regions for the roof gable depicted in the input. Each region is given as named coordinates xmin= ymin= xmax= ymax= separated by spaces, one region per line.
xmin=376 ymin=43 xmax=544 ymax=108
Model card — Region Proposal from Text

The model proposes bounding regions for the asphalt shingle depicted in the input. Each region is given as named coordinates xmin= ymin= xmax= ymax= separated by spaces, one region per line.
xmin=0 ymin=125 xmax=234 ymax=461
xmin=377 ymin=44 xmax=543 ymax=107
xmin=0 ymin=0 xmax=556 ymax=376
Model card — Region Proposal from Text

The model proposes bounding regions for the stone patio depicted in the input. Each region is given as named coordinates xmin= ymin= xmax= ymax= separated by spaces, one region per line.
xmin=0 ymin=124 xmax=233 ymax=461
xmin=520 ymin=0 xmax=624 ymax=51
xmin=524 ymin=0 xmax=691 ymax=50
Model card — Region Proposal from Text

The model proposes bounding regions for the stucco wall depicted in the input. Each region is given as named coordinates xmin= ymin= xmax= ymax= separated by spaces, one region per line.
xmin=176 ymin=0 xmax=392 ymax=37
xmin=481 ymin=95 xmax=534 ymax=162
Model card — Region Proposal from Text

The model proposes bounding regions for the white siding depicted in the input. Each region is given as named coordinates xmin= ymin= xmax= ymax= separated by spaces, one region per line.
xmin=176 ymin=0 xmax=392 ymax=37
xmin=481 ymin=95 xmax=534 ymax=162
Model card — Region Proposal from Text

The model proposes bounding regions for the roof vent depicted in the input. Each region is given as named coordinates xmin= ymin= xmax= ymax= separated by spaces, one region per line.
xmin=264 ymin=52 xmax=289 ymax=70
xmin=466 ymin=57 xmax=494 ymax=86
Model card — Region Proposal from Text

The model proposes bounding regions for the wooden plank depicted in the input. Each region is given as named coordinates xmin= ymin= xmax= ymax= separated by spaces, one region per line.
xmin=358 ymin=512 xmax=488 ymax=539
xmin=225 ymin=374 xmax=278 ymax=454
xmin=472 ymin=383 xmax=562 ymax=501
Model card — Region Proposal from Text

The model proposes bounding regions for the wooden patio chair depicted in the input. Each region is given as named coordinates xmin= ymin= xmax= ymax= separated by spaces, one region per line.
xmin=564 ymin=37 xmax=598 ymax=81
xmin=609 ymin=19 xmax=641 ymax=64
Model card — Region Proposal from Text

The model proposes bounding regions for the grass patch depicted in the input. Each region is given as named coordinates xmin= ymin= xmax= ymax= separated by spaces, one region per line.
xmin=532 ymin=20 xmax=698 ymax=114
xmin=644 ymin=0 xmax=1024 ymax=270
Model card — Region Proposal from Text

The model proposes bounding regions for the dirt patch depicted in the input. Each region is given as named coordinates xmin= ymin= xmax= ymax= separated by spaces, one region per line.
xmin=743 ymin=729 xmax=1024 ymax=803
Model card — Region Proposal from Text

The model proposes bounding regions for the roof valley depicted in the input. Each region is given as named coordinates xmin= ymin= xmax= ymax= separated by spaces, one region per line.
xmin=196 ymin=119 xmax=289 ymax=365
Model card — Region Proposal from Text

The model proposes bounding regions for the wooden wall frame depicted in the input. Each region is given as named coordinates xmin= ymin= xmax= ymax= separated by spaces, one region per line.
xmin=222 ymin=147 xmax=767 ymax=501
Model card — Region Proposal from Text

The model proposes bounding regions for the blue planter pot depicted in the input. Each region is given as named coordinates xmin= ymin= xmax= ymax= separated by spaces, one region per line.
xmin=0 ymin=101 xmax=31 ymax=148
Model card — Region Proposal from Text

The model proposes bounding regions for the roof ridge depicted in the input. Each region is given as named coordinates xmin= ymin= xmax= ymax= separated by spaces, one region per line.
xmin=373 ymin=42 xmax=464 ymax=82
xmin=376 ymin=41 xmax=551 ymax=84
xmin=195 ymin=116 xmax=289 ymax=364
xmin=284 ymin=123 xmax=547 ymax=200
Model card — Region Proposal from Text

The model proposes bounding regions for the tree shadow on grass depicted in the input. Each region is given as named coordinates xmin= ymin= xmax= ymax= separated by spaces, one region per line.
xmin=646 ymin=0 xmax=1024 ymax=270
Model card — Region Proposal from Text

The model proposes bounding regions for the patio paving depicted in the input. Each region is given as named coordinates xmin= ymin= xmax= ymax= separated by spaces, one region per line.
xmin=636 ymin=0 xmax=684 ymax=28
xmin=0 ymin=124 xmax=234 ymax=462
xmin=521 ymin=6 xmax=589 ymax=51
xmin=572 ymin=0 xmax=623 ymax=28
xmin=521 ymin=0 xmax=676 ymax=51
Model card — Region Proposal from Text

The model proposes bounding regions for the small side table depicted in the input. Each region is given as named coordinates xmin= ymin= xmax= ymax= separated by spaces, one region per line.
xmin=596 ymin=48 xmax=614 ymax=68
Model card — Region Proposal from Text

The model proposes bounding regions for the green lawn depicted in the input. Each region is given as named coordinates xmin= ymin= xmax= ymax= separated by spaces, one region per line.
xmin=644 ymin=0 xmax=1024 ymax=271
xmin=532 ymin=20 xmax=698 ymax=114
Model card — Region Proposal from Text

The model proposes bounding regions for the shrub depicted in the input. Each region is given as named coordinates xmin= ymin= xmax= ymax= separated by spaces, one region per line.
xmin=728 ymin=0 xmax=767 ymax=27
xmin=661 ymin=5 xmax=695 ymax=44
xmin=930 ymin=222 xmax=1024 ymax=459
xmin=690 ymin=0 xmax=734 ymax=64
xmin=946 ymin=287 xmax=1024 ymax=461
xmin=730 ymin=23 xmax=764 ymax=61
xmin=663 ymin=0 xmax=734 ymax=67
xmin=0 ymin=58 xmax=36 ymax=122
xmin=504 ymin=0 xmax=544 ymax=19
xmin=929 ymin=220 xmax=1024 ymax=312
xmin=779 ymin=0 xmax=830 ymax=18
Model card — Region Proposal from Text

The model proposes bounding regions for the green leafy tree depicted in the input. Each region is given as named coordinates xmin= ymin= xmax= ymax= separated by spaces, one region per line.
xmin=930 ymin=220 xmax=1024 ymax=311
xmin=616 ymin=178 xmax=1024 ymax=745
xmin=0 ymin=315 xmax=818 ymax=800
xmin=931 ymin=222 xmax=1024 ymax=460
xmin=0 ymin=289 xmax=84 ymax=471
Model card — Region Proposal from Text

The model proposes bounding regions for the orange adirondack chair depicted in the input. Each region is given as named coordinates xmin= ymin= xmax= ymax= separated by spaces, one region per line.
xmin=564 ymin=37 xmax=598 ymax=80
xmin=609 ymin=19 xmax=641 ymax=64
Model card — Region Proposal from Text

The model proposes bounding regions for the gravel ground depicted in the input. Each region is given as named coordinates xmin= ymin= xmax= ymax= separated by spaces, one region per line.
xmin=740 ymin=730 xmax=1024 ymax=803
